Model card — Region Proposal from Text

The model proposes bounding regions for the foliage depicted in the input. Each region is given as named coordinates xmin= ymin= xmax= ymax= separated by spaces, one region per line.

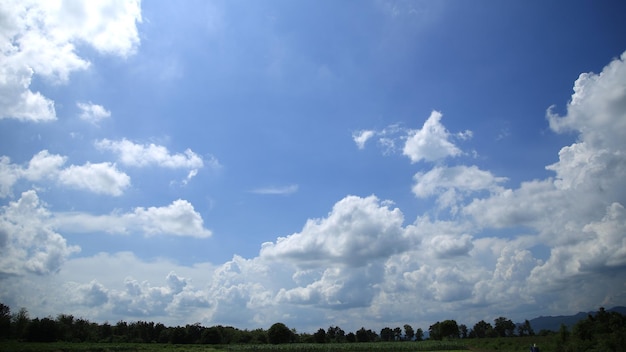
xmin=267 ymin=323 xmax=293 ymax=344
xmin=1 ymin=302 xmax=624 ymax=352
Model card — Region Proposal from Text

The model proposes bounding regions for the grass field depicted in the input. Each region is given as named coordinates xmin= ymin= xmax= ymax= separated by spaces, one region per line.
xmin=0 ymin=338 xmax=559 ymax=352
xmin=0 ymin=340 xmax=469 ymax=352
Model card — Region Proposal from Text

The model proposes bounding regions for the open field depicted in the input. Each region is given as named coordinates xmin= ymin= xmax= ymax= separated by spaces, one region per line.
xmin=0 ymin=341 xmax=469 ymax=352
xmin=0 ymin=336 xmax=561 ymax=352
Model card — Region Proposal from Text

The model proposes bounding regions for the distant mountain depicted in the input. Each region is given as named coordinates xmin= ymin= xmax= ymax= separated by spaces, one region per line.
xmin=528 ymin=306 xmax=626 ymax=332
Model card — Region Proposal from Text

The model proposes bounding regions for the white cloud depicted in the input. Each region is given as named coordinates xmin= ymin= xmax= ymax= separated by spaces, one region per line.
xmin=403 ymin=110 xmax=463 ymax=163
xmin=413 ymin=165 xmax=507 ymax=212
xmin=429 ymin=234 xmax=474 ymax=258
xmin=58 ymin=162 xmax=130 ymax=196
xmin=23 ymin=150 xmax=67 ymax=181
xmin=0 ymin=150 xmax=131 ymax=197
xmin=352 ymin=130 xmax=375 ymax=149
xmin=260 ymin=195 xmax=407 ymax=268
xmin=354 ymin=112 xmax=470 ymax=162
xmin=0 ymin=0 xmax=142 ymax=122
xmin=53 ymin=199 xmax=212 ymax=238
xmin=0 ymin=190 xmax=80 ymax=276
xmin=95 ymin=138 xmax=206 ymax=170
xmin=547 ymin=52 xmax=626 ymax=151
xmin=251 ymin=184 xmax=299 ymax=195
xmin=77 ymin=102 xmax=111 ymax=124
xmin=0 ymin=156 xmax=22 ymax=198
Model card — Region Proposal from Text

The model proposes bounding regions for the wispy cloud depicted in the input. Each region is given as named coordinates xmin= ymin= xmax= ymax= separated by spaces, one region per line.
xmin=251 ymin=184 xmax=299 ymax=195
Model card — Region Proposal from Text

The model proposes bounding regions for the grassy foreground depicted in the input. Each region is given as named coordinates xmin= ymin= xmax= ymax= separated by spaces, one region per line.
xmin=0 ymin=337 xmax=561 ymax=352
xmin=0 ymin=340 xmax=469 ymax=352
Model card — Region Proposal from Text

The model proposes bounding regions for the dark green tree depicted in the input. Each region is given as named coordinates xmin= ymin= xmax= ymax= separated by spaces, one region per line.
xmin=471 ymin=320 xmax=493 ymax=338
xmin=201 ymin=326 xmax=222 ymax=344
xmin=517 ymin=319 xmax=534 ymax=337
xmin=11 ymin=307 xmax=30 ymax=340
xmin=415 ymin=327 xmax=424 ymax=341
xmin=380 ymin=327 xmax=394 ymax=341
xmin=313 ymin=328 xmax=326 ymax=343
xmin=459 ymin=324 xmax=468 ymax=338
xmin=429 ymin=322 xmax=442 ymax=340
xmin=404 ymin=324 xmax=415 ymax=341
xmin=393 ymin=327 xmax=402 ymax=341
xmin=0 ymin=303 xmax=10 ymax=339
xmin=267 ymin=322 xmax=292 ymax=344
xmin=440 ymin=320 xmax=459 ymax=339
xmin=494 ymin=316 xmax=516 ymax=337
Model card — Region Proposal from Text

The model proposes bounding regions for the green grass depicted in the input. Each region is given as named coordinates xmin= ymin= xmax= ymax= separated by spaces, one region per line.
xmin=0 ymin=341 xmax=469 ymax=352
xmin=0 ymin=341 xmax=224 ymax=352
xmin=223 ymin=341 xmax=468 ymax=351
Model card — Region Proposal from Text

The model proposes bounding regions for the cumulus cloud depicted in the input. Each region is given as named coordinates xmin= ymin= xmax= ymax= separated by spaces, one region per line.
xmin=0 ymin=150 xmax=130 ymax=197
xmin=260 ymin=195 xmax=407 ymax=268
xmin=0 ymin=190 xmax=79 ymax=276
xmin=53 ymin=199 xmax=212 ymax=238
xmin=0 ymin=0 xmax=142 ymax=121
xmin=95 ymin=139 xmax=210 ymax=183
xmin=403 ymin=110 xmax=464 ymax=163
xmin=77 ymin=102 xmax=111 ymax=124
xmin=413 ymin=165 xmax=507 ymax=212
xmin=353 ymin=112 xmax=470 ymax=162
xmin=58 ymin=162 xmax=130 ymax=196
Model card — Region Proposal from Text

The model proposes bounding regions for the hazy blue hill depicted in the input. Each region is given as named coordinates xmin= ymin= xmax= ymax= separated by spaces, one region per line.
xmin=528 ymin=306 xmax=626 ymax=332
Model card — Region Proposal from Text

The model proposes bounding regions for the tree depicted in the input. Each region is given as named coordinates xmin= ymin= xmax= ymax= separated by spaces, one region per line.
xmin=326 ymin=326 xmax=345 ymax=343
xmin=356 ymin=327 xmax=377 ymax=342
xmin=459 ymin=324 xmax=468 ymax=339
xmin=267 ymin=322 xmax=292 ymax=344
xmin=471 ymin=320 xmax=493 ymax=338
xmin=404 ymin=324 xmax=415 ymax=341
xmin=517 ymin=319 xmax=534 ymax=337
xmin=415 ymin=328 xmax=424 ymax=341
xmin=201 ymin=326 xmax=222 ymax=344
xmin=494 ymin=317 xmax=516 ymax=337
xmin=440 ymin=320 xmax=459 ymax=339
xmin=346 ymin=332 xmax=356 ymax=343
xmin=429 ymin=322 xmax=442 ymax=340
xmin=0 ymin=303 xmax=10 ymax=339
xmin=11 ymin=307 xmax=30 ymax=340
xmin=393 ymin=327 xmax=402 ymax=341
xmin=313 ymin=328 xmax=326 ymax=343
xmin=380 ymin=327 xmax=394 ymax=342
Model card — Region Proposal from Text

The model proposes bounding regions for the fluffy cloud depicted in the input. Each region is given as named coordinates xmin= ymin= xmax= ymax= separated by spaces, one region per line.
xmin=95 ymin=139 xmax=208 ymax=182
xmin=0 ymin=150 xmax=129 ymax=197
xmin=354 ymin=112 xmax=470 ymax=162
xmin=413 ymin=165 xmax=507 ymax=212
xmin=260 ymin=195 xmax=407 ymax=268
xmin=0 ymin=0 xmax=142 ymax=121
xmin=53 ymin=199 xmax=212 ymax=238
xmin=77 ymin=102 xmax=111 ymax=124
xmin=58 ymin=162 xmax=130 ymax=196
xmin=0 ymin=190 xmax=79 ymax=276
xmin=403 ymin=110 xmax=464 ymax=163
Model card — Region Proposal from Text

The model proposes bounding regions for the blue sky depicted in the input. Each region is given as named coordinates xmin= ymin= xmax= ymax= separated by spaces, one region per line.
xmin=1 ymin=0 xmax=626 ymax=333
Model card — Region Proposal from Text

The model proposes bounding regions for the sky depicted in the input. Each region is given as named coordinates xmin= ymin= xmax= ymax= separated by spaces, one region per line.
xmin=1 ymin=0 xmax=626 ymax=334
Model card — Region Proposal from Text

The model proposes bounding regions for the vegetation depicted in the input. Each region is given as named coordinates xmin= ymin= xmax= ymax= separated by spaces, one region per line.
xmin=1 ymin=303 xmax=624 ymax=351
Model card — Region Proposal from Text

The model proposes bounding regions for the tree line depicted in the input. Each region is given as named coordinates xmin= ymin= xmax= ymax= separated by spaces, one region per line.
xmin=0 ymin=303 xmax=622 ymax=347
